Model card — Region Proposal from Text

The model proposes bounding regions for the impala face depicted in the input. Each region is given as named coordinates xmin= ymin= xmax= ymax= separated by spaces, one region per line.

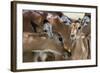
xmin=47 ymin=13 xmax=71 ymax=52
xmin=70 ymin=22 xmax=82 ymax=40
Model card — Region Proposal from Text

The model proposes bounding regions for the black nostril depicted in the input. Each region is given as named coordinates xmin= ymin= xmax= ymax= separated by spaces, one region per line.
xmin=71 ymin=34 xmax=74 ymax=37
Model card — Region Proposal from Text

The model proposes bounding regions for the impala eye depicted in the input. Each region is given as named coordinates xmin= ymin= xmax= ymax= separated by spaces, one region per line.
xmin=44 ymin=30 xmax=47 ymax=32
xmin=59 ymin=37 xmax=63 ymax=41
xmin=78 ymin=26 xmax=81 ymax=30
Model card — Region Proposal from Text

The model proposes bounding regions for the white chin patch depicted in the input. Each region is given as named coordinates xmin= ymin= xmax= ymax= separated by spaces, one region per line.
xmin=70 ymin=37 xmax=75 ymax=40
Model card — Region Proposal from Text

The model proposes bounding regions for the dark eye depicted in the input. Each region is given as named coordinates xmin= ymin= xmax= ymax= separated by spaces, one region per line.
xmin=78 ymin=26 xmax=81 ymax=30
xmin=59 ymin=37 xmax=63 ymax=41
xmin=44 ymin=30 xmax=47 ymax=32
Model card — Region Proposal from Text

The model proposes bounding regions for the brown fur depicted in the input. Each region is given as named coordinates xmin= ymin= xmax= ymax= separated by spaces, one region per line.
xmin=23 ymin=32 xmax=65 ymax=62
xmin=23 ymin=10 xmax=45 ymax=32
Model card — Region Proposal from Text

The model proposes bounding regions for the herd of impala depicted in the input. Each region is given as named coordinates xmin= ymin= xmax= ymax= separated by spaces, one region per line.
xmin=23 ymin=10 xmax=91 ymax=62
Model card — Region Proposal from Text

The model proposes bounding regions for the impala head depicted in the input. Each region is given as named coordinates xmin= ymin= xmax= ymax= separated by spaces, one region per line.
xmin=46 ymin=13 xmax=62 ymax=25
xmin=46 ymin=12 xmax=72 ymax=52
xmin=70 ymin=22 xmax=82 ymax=40
xmin=53 ymin=24 xmax=71 ymax=53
